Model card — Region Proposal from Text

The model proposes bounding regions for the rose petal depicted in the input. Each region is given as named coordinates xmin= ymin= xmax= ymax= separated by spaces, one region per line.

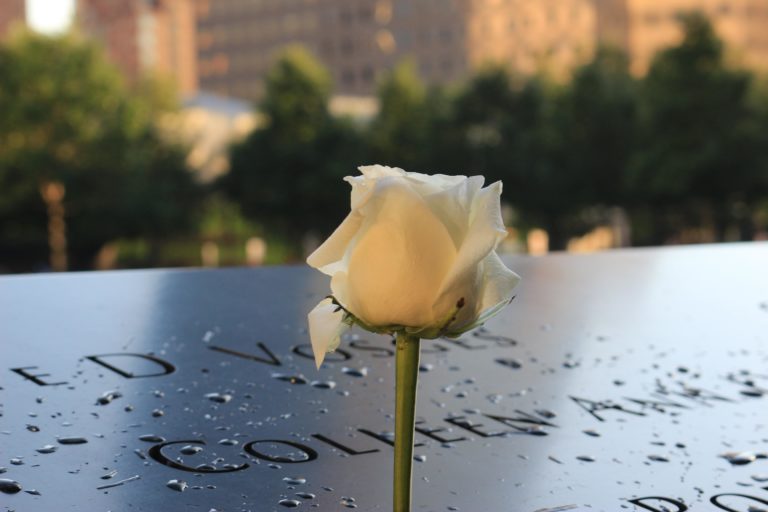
xmin=346 ymin=165 xmax=406 ymax=209
xmin=431 ymin=181 xmax=507 ymax=319
xmin=476 ymin=251 xmax=520 ymax=319
xmin=422 ymin=175 xmax=485 ymax=248
xmin=346 ymin=177 xmax=457 ymax=327
xmin=307 ymin=298 xmax=349 ymax=369
xmin=403 ymin=172 xmax=469 ymax=196
xmin=306 ymin=212 xmax=363 ymax=276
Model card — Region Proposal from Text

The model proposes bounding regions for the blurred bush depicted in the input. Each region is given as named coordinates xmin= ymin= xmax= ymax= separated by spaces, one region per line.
xmin=0 ymin=31 xmax=200 ymax=271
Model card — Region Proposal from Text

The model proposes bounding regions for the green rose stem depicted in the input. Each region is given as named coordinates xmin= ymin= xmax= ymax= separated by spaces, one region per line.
xmin=394 ymin=333 xmax=421 ymax=512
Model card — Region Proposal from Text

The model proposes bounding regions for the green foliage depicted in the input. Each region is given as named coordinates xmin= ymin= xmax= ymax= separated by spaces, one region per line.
xmin=627 ymin=12 xmax=765 ymax=242
xmin=220 ymin=46 xmax=365 ymax=247
xmin=556 ymin=46 xmax=636 ymax=207
xmin=0 ymin=31 xmax=199 ymax=270
xmin=367 ymin=60 xmax=435 ymax=170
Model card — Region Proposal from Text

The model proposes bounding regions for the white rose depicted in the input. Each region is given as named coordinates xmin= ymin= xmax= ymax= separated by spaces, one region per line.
xmin=307 ymin=165 xmax=520 ymax=368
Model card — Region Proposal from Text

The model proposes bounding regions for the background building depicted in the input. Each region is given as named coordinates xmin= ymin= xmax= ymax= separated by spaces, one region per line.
xmin=78 ymin=0 xmax=198 ymax=95
xmin=625 ymin=0 xmax=768 ymax=75
xmin=195 ymin=0 xmax=598 ymax=100
xmin=0 ymin=0 xmax=25 ymax=39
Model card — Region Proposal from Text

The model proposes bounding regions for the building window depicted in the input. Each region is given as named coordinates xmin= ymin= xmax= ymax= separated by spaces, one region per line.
xmin=358 ymin=5 xmax=372 ymax=21
xmin=342 ymin=69 xmax=356 ymax=87
xmin=361 ymin=65 xmax=374 ymax=83
xmin=340 ymin=38 xmax=354 ymax=56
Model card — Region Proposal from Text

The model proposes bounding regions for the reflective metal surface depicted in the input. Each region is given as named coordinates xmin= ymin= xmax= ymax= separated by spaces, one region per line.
xmin=1 ymin=243 xmax=767 ymax=511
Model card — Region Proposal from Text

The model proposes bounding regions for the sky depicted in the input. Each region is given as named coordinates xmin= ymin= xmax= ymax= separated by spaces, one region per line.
xmin=26 ymin=0 xmax=76 ymax=34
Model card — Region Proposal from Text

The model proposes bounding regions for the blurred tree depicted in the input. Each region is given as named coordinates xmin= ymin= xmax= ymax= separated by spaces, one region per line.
xmin=0 ymin=31 xmax=199 ymax=271
xmin=514 ymin=47 xmax=638 ymax=248
xmin=221 ymin=46 xmax=364 ymax=251
xmin=445 ymin=66 xmax=519 ymax=185
xmin=627 ymin=13 xmax=762 ymax=244
xmin=428 ymin=67 xmax=583 ymax=249
xmin=367 ymin=60 xmax=433 ymax=170
xmin=556 ymin=46 xmax=636 ymax=208
xmin=506 ymin=77 xmax=582 ymax=250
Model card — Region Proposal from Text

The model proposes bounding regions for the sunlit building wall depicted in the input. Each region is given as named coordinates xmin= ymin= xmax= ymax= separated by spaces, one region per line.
xmin=0 ymin=0 xmax=26 ymax=39
xmin=77 ymin=0 xmax=198 ymax=95
xmin=465 ymin=0 xmax=597 ymax=80
xmin=68 ymin=0 xmax=768 ymax=101
xmin=625 ymin=0 xmax=768 ymax=75
xmin=195 ymin=0 xmax=599 ymax=100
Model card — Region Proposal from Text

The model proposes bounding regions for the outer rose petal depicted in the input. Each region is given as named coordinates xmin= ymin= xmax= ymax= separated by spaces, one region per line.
xmin=349 ymin=166 xmax=467 ymax=208
xmin=346 ymin=165 xmax=406 ymax=209
xmin=467 ymin=251 xmax=520 ymax=329
xmin=307 ymin=298 xmax=349 ymax=369
xmin=431 ymin=181 xmax=507 ymax=321
xmin=421 ymin=175 xmax=485 ymax=248
xmin=306 ymin=212 xmax=363 ymax=276
xmin=346 ymin=177 xmax=457 ymax=327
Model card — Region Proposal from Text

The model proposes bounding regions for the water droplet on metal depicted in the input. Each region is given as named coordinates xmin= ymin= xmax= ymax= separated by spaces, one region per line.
xmin=0 ymin=478 xmax=22 ymax=494
xmin=648 ymin=454 xmax=670 ymax=462
xmin=26 ymin=424 xmax=40 ymax=432
xmin=57 ymin=436 xmax=88 ymax=445
xmin=495 ymin=358 xmax=522 ymax=369
xmin=205 ymin=392 xmax=233 ymax=403
xmin=139 ymin=434 xmax=166 ymax=443
xmin=272 ymin=374 xmax=309 ymax=385
xmin=101 ymin=469 xmax=118 ymax=480
xmin=283 ymin=476 xmax=307 ymax=485
xmin=180 ymin=445 xmax=203 ymax=455
xmin=278 ymin=498 xmax=301 ymax=507
xmin=341 ymin=367 xmax=368 ymax=378
xmin=522 ymin=425 xmax=548 ymax=436
xmin=10 ymin=458 xmax=24 ymax=465
xmin=96 ymin=475 xmax=140 ymax=490
xmin=166 ymin=479 xmax=188 ymax=492
xmin=36 ymin=445 xmax=57 ymax=454
xmin=96 ymin=390 xmax=122 ymax=405
xmin=721 ymin=451 xmax=757 ymax=465
xmin=310 ymin=380 xmax=337 ymax=389
xmin=582 ymin=429 xmax=601 ymax=437
xmin=576 ymin=455 xmax=596 ymax=462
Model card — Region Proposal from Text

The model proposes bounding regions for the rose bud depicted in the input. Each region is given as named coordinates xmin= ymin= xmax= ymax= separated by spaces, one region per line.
xmin=307 ymin=165 xmax=520 ymax=368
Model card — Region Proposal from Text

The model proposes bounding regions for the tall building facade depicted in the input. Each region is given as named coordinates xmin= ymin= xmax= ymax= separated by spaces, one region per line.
xmin=78 ymin=0 xmax=198 ymax=95
xmin=195 ymin=0 xmax=597 ymax=100
xmin=0 ymin=0 xmax=26 ymax=39
xmin=73 ymin=0 xmax=768 ymax=101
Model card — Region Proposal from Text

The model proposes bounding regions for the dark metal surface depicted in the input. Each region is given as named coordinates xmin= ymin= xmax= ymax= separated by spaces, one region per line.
xmin=1 ymin=243 xmax=768 ymax=512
